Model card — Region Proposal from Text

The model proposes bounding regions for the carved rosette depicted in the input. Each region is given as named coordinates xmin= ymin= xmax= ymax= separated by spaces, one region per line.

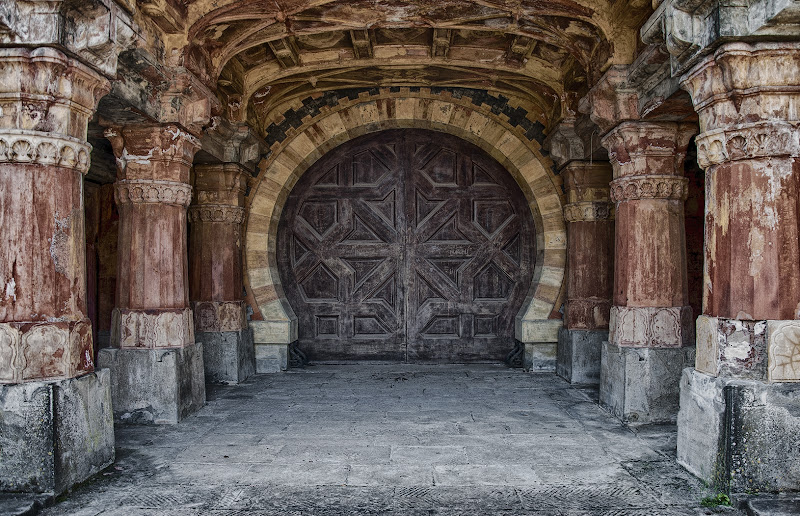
xmin=563 ymin=201 xmax=614 ymax=222
xmin=114 ymin=179 xmax=193 ymax=207
xmin=193 ymin=301 xmax=247 ymax=332
xmin=0 ymin=320 xmax=94 ymax=383
xmin=610 ymin=175 xmax=688 ymax=203
xmin=188 ymin=205 xmax=245 ymax=224
xmin=609 ymin=306 xmax=694 ymax=348
xmin=111 ymin=308 xmax=195 ymax=349
xmin=0 ymin=130 xmax=92 ymax=173
xmin=695 ymin=122 xmax=800 ymax=169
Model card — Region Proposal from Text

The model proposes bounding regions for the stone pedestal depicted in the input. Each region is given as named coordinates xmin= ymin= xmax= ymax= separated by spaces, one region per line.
xmin=0 ymin=370 xmax=114 ymax=494
xmin=104 ymin=124 xmax=206 ymax=422
xmin=559 ymin=161 xmax=614 ymax=384
xmin=601 ymin=341 xmax=694 ymax=424
xmin=557 ymin=328 xmax=606 ymax=384
xmin=98 ymin=343 xmax=205 ymax=424
xmin=189 ymin=164 xmax=254 ymax=383
xmin=677 ymin=368 xmax=800 ymax=492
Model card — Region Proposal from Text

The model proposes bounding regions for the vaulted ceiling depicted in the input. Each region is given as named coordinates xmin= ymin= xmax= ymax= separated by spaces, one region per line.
xmin=170 ymin=0 xmax=652 ymax=136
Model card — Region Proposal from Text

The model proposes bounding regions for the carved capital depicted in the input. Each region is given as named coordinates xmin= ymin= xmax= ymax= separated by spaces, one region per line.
xmin=193 ymin=301 xmax=246 ymax=333
xmin=188 ymin=205 xmax=245 ymax=224
xmin=563 ymin=201 xmax=614 ymax=222
xmin=610 ymin=305 xmax=694 ymax=348
xmin=111 ymin=308 xmax=194 ymax=349
xmin=193 ymin=162 xmax=248 ymax=206
xmin=200 ymin=118 xmax=266 ymax=173
xmin=114 ymin=179 xmax=193 ymax=207
xmin=104 ymin=124 xmax=201 ymax=181
xmin=682 ymin=43 xmax=800 ymax=135
xmin=695 ymin=122 xmax=800 ymax=169
xmin=610 ymin=175 xmax=688 ymax=203
xmin=601 ymin=121 xmax=696 ymax=179
xmin=0 ymin=320 xmax=93 ymax=383
xmin=579 ymin=67 xmax=639 ymax=134
xmin=562 ymin=161 xmax=613 ymax=204
xmin=0 ymin=0 xmax=138 ymax=77
xmin=0 ymin=47 xmax=110 ymax=140
xmin=0 ymin=130 xmax=92 ymax=173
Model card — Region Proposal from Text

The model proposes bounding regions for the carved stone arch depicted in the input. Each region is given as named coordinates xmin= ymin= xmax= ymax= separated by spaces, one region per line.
xmin=243 ymin=89 xmax=566 ymax=351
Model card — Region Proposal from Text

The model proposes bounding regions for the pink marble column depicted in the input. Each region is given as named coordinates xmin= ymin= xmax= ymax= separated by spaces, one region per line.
xmin=562 ymin=162 xmax=614 ymax=331
xmin=0 ymin=48 xmax=108 ymax=383
xmin=681 ymin=42 xmax=800 ymax=382
xmin=603 ymin=122 xmax=696 ymax=348
xmin=105 ymin=124 xmax=198 ymax=349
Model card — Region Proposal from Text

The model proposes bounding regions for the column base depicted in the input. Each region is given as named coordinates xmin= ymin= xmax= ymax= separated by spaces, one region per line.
xmin=678 ymin=368 xmax=800 ymax=493
xmin=600 ymin=341 xmax=695 ymax=424
xmin=255 ymin=343 xmax=288 ymax=373
xmin=0 ymin=370 xmax=114 ymax=494
xmin=98 ymin=342 xmax=206 ymax=424
xmin=198 ymin=328 xmax=255 ymax=384
xmin=523 ymin=343 xmax=557 ymax=372
xmin=557 ymin=327 xmax=606 ymax=384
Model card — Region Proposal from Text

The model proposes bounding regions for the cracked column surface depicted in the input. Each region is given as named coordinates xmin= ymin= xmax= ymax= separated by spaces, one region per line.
xmin=0 ymin=47 xmax=115 ymax=494
xmin=599 ymin=120 xmax=697 ymax=424
xmin=99 ymin=123 xmax=206 ymax=424
xmin=189 ymin=163 xmax=255 ymax=384
xmin=677 ymin=42 xmax=800 ymax=492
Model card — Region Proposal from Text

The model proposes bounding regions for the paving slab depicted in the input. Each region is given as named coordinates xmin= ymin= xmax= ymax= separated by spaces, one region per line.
xmin=37 ymin=364 xmax=748 ymax=515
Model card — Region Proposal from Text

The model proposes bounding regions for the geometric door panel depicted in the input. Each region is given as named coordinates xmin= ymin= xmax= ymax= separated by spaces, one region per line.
xmin=277 ymin=129 xmax=535 ymax=362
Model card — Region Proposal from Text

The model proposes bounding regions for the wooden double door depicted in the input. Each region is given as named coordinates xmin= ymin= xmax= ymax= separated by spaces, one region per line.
xmin=277 ymin=129 xmax=535 ymax=362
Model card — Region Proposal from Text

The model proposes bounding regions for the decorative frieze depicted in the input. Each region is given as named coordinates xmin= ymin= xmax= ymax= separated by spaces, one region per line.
xmin=0 ymin=131 xmax=92 ymax=173
xmin=563 ymin=201 xmax=614 ymax=222
xmin=114 ymin=179 xmax=193 ymax=207
xmin=0 ymin=320 xmax=93 ymax=383
xmin=610 ymin=175 xmax=688 ymax=203
xmin=193 ymin=301 xmax=247 ymax=333
xmin=609 ymin=306 xmax=693 ymax=348
xmin=188 ymin=205 xmax=245 ymax=224
xmin=111 ymin=308 xmax=194 ymax=349
xmin=695 ymin=122 xmax=800 ymax=169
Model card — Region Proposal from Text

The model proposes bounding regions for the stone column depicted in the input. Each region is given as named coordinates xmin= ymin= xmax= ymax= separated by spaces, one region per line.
xmin=0 ymin=48 xmax=114 ymax=493
xmin=98 ymin=124 xmax=205 ymax=424
xmin=677 ymin=42 xmax=800 ymax=492
xmin=600 ymin=121 xmax=696 ymax=423
xmin=558 ymin=162 xmax=614 ymax=385
xmin=189 ymin=163 xmax=254 ymax=383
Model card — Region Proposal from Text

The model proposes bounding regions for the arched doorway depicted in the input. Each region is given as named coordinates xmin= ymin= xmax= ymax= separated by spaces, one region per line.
xmin=277 ymin=129 xmax=536 ymax=362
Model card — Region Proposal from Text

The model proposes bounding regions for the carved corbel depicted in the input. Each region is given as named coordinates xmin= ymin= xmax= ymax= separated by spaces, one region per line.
xmin=159 ymin=68 xmax=221 ymax=137
xmin=200 ymin=117 xmax=266 ymax=174
xmin=579 ymin=66 xmax=639 ymax=134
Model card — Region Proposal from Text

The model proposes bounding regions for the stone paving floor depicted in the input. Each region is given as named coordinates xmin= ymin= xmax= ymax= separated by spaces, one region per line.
xmin=40 ymin=364 xmax=743 ymax=515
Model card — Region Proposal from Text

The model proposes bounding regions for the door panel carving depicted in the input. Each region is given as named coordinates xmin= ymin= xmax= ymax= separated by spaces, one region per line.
xmin=277 ymin=130 xmax=534 ymax=362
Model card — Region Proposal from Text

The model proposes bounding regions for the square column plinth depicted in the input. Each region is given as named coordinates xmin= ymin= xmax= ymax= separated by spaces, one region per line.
xmin=98 ymin=343 xmax=205 ymax=424
xmin=557 ymin=328 xmax=606 ymax=385
xmin=199 ymin=329 xmax=255 ymax=384
xmin=600 ymin=341 xmax=695 ymax=424
xmin=678 ymin=368 xmax=800 ymax=492
xmin=0 ymin=370 xmax=114 ymax=494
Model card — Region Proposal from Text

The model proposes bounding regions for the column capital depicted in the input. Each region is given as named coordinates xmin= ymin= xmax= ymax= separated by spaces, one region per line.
xmin=193 ymin=162 xmax=248 ymax=207
xmin=0 ymin=47 xmax=110 ymax=141
xmin=601 ymin=121 xmax=697 ymax=179
xmin=104 ymin=124 xmax=200 ymax=182
xmin=681 ymin=42 xmax=800 ymax=133
xmin=562 ymin=161 xmax=613 ymax=204
xmin=188 ymin=205 xmax=245 ymax=224
xmin=610 ymin=175 xmax=689 ymax=203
